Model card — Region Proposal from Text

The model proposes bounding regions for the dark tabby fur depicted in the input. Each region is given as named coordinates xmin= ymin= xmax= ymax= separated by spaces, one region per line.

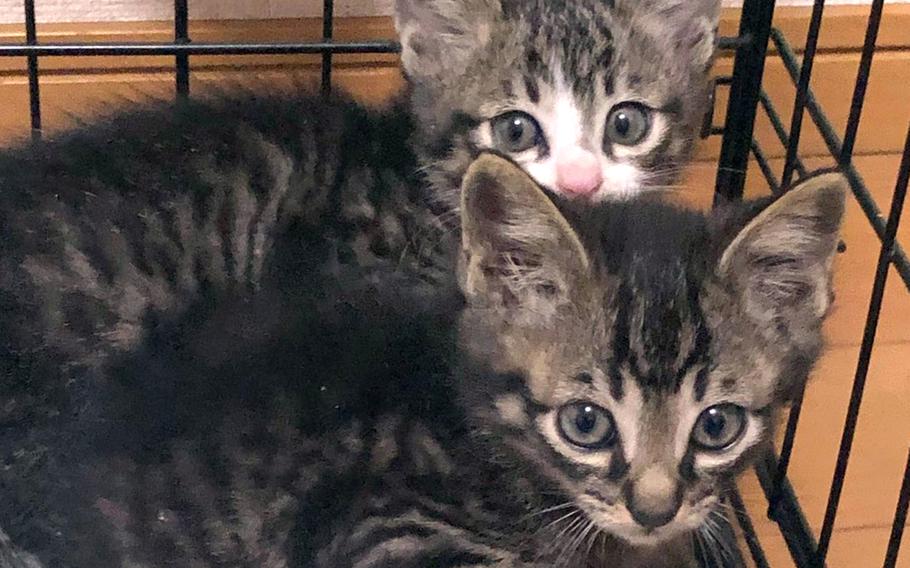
xmin=0 ymin=92 xmax=443 ymax=425
xmin=0 ymin=155 xmax=846 ymax=567
xmin=0 ymin=0 xmax=724 ymax=434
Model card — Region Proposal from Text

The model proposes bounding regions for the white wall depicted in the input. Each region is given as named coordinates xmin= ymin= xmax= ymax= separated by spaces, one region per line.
xmin=0 ymin=0 xmax=394 ymax=24
xmin=0 ymin=0 xmax=903 ymax=25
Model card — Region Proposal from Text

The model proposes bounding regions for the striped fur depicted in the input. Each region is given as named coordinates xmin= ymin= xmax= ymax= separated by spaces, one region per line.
xmin=0 ymin=156 xmax=845 ymax=567
xmin=397 ymin=0 xmax=721 ymax=203
xmin=0 ymin=90 xmax=453 ymax=431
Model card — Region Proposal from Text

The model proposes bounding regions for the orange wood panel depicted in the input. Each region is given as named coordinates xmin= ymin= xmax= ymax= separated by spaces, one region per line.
xmin=698 ymin=52 xmax=910 ymax=162
xmin=1 ymin=5 xmax=910 ymax=156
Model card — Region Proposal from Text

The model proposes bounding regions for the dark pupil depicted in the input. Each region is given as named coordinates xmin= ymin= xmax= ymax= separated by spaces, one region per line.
xmin=613 ymin=113 xmax=630 ymax=136
xmin=575 ymin=407 xmax=598 ymax=433
xmin=703 ymin=411 xmax=727 ymax=439
xmin=508 ymin=118 xmax=525 ymax=142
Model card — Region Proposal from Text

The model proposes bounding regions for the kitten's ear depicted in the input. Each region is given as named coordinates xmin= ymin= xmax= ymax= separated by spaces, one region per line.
xmin=717 ymin=172 xmax=847 ymax=331
xmin=459 ymin=154 xmax=592 ymax=314
xmin=629 ymin=0 xmax=721 ymax=70
xmin=394 ymin=0 xmax=501 ymax=83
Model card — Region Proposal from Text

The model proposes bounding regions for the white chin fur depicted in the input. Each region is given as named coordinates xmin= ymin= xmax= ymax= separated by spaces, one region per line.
xmin=592 ymin=162 xmax=642 ymax=202
xmin=595 ymin=517 xmax=695 ymax=548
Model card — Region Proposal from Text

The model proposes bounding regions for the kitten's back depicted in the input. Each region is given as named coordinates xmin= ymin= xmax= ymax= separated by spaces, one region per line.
xmin=0 ymin=90 xmax=427 ymax=427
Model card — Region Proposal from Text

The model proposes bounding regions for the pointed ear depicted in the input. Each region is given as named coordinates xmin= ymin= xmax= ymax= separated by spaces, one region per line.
xmin=717 ymin=171 xmax=847 ymax=332
xmin=459 ymin=154 xmax=592 ymax=315
xmin=623 ymin=0 xmax=721 ymax=70
xmin=394 ymin=0 xmax=501 ymax=83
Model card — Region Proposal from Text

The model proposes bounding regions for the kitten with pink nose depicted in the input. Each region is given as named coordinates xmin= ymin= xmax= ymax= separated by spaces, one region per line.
xmin=397 ymin=0 xmax=721 ymax=204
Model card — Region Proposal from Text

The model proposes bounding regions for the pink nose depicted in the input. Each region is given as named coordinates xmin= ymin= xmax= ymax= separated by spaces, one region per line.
xmin=555 ymin=149 xmax=603 ymax=196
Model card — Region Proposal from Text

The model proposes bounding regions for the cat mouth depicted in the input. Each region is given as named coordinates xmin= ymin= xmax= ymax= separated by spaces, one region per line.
xmin=596 ymin=519 xmax=685 ymax=548
xmin=576 ymin=500 xmax=699 ymax=548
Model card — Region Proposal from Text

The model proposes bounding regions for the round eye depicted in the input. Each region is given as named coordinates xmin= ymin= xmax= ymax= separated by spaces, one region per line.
xmin=557 ymin=402 xmax=617 ymax=449
xmin=691 ymin=404 xmax=747 ymax=451
xmin=605 ymin=103 xmax=652 ymax=146
xmin=491 ymin=111 xmax=543 ymax=153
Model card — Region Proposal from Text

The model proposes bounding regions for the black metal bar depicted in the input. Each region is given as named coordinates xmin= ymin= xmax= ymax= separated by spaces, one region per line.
xmin=0 ymin=41 xmax=400 ymax=57
xmin=755 ymin=451 xmax=821 ymax=567
xmin=174 ymin=0 xmax=190 ymax=97
xmin=758 ymin=89 xmax=808 ymax=178
xmin=727 ymin=487 xmax=771 ymax=568
xmin=717 ymin=36 xmax=750 ymax=51
xmin=713 ymin=0 xmax=776 ymax=204
xmin=772 ymin=29 xmax=910 ymax=291
xmin=751 ymin=139 xmax=782 ymax=194
xmin=24 ymin=0 xmax=41 ymax=140
xmin=841 ymin=0 xmax=885 ymax=163
xmin=883 ymin=449 xmax=910 ymax=568
xmin=815 ymin=123 xmax=910 ymax=566
xmin=781 ymin=0 xmax=826 ymax=188
xmin=321 ymin=0 xmax=334 ymax=96
xmin=770 ymin=383 xmax=807 ymax=508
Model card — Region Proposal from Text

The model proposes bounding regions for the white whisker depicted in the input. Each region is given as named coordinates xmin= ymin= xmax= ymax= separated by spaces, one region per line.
xmin=516 ymin=501 xmax=577 ymax=524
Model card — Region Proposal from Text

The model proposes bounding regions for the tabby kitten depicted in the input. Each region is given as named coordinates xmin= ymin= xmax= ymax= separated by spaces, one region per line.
xmin=0 ymin=0 xmax=720 ymax=430
xmin=397 ymin=0 xmax=722 ymax=203
xmin=0 ymin=155 xmax=846 ymax=567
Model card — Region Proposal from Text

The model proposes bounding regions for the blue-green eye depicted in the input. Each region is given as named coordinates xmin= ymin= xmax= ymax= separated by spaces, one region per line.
xmin=691 ymin=404 xmax=746 ymax=451
xmin=557 ymin=402 xmax=617 ymax=449
xmin=605 ymin=102 xmax=652 ymax=146
xmin=491 ymin=111 xmax=543 ymax=153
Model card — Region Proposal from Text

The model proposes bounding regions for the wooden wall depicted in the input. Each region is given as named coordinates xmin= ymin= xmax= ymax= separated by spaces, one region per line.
xmin=0 ymin=5 xmax=908 ymax=156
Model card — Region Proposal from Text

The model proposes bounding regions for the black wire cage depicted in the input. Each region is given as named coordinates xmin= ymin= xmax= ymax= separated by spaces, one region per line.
xmin=0 ymin=0 xmax=908 ymax=566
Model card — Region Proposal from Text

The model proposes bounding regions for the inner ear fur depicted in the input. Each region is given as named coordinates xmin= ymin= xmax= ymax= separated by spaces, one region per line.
xmin=458 ymin=153 xmax=591 ymax=307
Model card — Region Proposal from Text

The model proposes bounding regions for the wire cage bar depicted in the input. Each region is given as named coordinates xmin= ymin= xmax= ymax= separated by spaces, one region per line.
xmin=174 ymin=0 xmax=189 ymax=96
xmin=713 ymin=0 xmax=776 ymax=204
xmin=0 ymin=1 xmax=907 ymax=567
xmin=779 ymin=0 xmax=825 ymax=189
xmin=884 ymin=450 xmax=910 ymax=568
xmin=722 ymin=0 xmax=910 ymax=565
xmin=22 ymin=0 xmax=41 ymax=138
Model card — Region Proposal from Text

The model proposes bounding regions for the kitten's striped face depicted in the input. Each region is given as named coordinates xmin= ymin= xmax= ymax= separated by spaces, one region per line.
xmin=456 ymin=155 xmax=846 ymax=547
xmin=473 ymin=69 xmax=673 ymax=201
xmin=396 ymin=0 xmax=720 ymax=203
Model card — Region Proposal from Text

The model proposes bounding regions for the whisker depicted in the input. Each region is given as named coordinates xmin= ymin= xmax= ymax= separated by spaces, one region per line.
xmin=555 ymin=517 xmax=591 ymax=568
xmin=536 ymin=509 xmax=582 ymax=539
xmin=516 ymin=501 xmax=576 ymax=524
xmin=583 ymin=527 xmax=604 ymax=564
xmin=702 ymin=522 xmax=724 ymax=568
xmin=544 ymin=514 xmax=585 ymax=564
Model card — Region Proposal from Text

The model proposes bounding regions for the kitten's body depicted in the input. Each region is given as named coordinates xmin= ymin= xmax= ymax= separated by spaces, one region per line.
xmin=0 ymin=156 xmax=845 ymax=568
xmin=0 ymin=0 xmax=722 ymax=437
xmin=0 ymin=92 xmax=452 ymax=428
xmin=0 ymin=0 xmax=735 ymax=564
xmin=0 ymin=199 xmax=710 ymax=568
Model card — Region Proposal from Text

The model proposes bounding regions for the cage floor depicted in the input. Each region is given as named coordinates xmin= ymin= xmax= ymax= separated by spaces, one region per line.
xmin=677 ymin=153 xmax=910 ymax=568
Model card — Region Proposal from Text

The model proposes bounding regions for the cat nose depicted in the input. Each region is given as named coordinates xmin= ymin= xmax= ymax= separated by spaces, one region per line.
xmin=555 ymin=148 xmax=602 ymax=196
xmin=624 ymin=467 xmax=682 ymax=529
